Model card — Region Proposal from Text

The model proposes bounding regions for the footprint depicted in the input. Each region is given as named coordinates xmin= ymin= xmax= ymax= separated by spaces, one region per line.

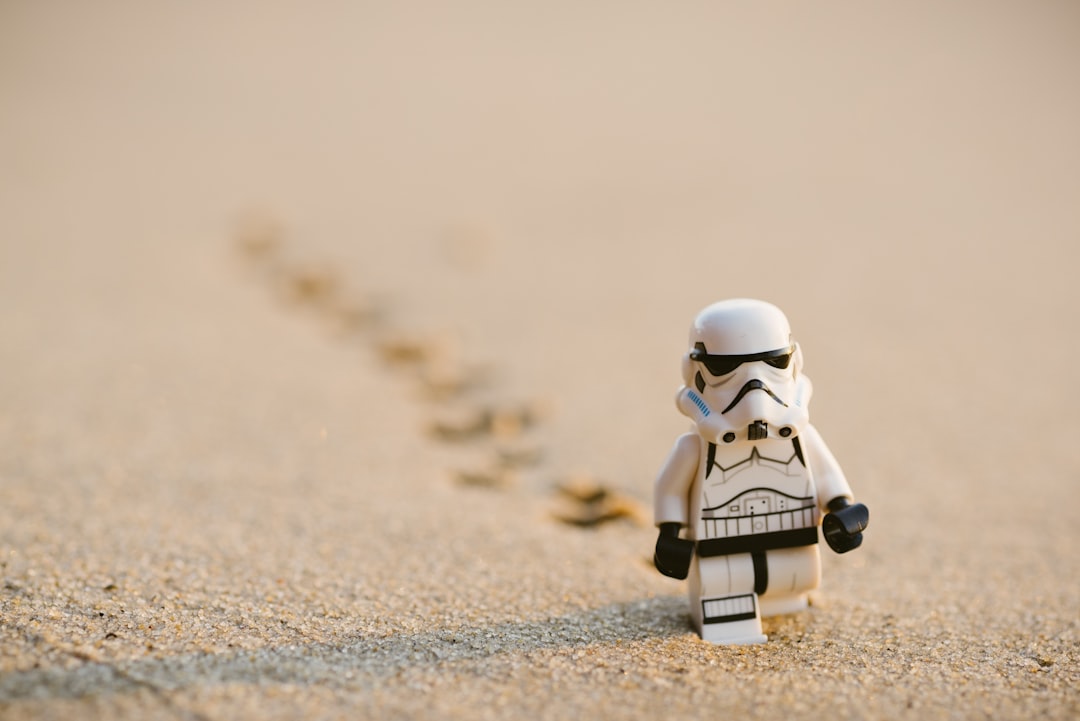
xmin=493 ymin=441 xmax=544 ymax=468
xmin=234 ymin=213 xmax=284 ymax=263
xmin=451 ymin=465 xmax=516 ymax=490
xmin=283 ymin=264 xmax=341 ymax=308
xmin=329 ymin=294 xmax=387 ymax=336
xmin=551 ymin=475 xmax=649 ymax=528
xmin=427 ymin=400 xmax=546 ymax=442
xmin=376 ymin=331 xmax=451 ymax=366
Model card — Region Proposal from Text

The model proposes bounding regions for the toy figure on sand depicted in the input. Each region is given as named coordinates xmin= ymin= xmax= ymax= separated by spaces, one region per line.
xmin=652 ymin=299 xmax=869 ymax=644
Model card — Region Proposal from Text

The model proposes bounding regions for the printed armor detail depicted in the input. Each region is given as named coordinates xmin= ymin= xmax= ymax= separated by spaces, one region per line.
xmin=696 ymin=442 xmax=819 ymax=557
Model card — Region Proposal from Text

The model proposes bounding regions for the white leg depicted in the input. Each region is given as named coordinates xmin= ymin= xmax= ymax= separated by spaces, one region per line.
xmin=758 ymin=545 xmax=821 ymax=617
xmin=689 ymin=554 xmax=767 ymax=644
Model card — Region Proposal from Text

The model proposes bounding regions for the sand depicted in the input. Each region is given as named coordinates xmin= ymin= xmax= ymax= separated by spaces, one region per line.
xmin=1 ymin=2 xmax=1078 ymax=719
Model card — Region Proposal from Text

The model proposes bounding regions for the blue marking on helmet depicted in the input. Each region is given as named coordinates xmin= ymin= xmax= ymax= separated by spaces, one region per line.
xmin=688 ymin=390 xmax=710 ymax=417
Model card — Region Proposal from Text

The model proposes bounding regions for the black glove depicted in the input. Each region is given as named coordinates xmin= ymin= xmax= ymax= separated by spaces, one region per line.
xmin=822 ymin=498 xmax=869 ymax=554
xmin=654 ymin=523 xmax=694 ymax=579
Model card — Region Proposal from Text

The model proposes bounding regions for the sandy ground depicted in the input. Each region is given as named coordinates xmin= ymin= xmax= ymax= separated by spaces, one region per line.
xmin=1 ymin=2 xmax=1078 ymax=719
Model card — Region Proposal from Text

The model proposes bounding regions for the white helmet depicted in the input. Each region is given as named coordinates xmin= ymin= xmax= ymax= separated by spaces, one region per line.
xmin=676 ymin=299 xmax=811 ymax=443
xmin=692 ymin=298 xmax=791 ymax=354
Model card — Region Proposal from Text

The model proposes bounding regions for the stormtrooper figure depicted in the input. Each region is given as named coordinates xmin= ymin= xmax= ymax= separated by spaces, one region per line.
xmin=653 ymin=299 xmax=868 ymax=644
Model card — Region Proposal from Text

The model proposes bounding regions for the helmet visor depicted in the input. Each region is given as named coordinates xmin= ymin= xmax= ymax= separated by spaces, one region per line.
xmin=690 ymin=344 xmax=794 ymax=377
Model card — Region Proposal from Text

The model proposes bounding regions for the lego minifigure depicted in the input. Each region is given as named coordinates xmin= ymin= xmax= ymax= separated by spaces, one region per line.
xmin=653 ymin=299 xmax=868 ymax=644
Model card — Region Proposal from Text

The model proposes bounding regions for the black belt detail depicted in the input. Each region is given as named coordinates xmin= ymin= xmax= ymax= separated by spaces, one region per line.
xmin=752 ymin=551 xmax=768 ymax=595
xmin=697 ymin=527 xmax=818 ymax=557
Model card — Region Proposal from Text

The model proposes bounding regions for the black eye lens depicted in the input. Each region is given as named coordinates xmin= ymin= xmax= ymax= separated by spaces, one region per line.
xmin=702 ymin=357 xmax=743 ymax=376
xmin=691 ymin=345 xmax=794 ymax=377
xmin=764 ymin=353 xmax=792 ymax=369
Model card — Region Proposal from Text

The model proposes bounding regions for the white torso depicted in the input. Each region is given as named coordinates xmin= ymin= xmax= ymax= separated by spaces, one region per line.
xmin=690 ymin=438 xmax=819 ymax=543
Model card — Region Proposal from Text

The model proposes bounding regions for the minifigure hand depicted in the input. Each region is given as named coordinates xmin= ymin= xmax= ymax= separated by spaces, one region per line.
xmin=654 ymin=523 xmax=694 ymax=579
xmin=822 ymin=499 xmax=869 ymax=554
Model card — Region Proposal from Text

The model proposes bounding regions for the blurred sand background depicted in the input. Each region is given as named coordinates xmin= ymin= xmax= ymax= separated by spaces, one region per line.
xmin=1 ymin=1 xmax=1078 ymax=719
